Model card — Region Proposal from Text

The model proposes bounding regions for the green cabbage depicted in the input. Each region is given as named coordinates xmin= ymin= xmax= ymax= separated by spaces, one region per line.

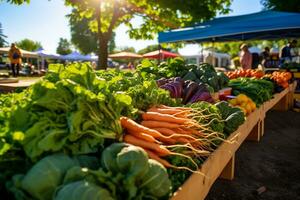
xmin=140 ymin=159 xmax=171 ymax=198
xmin=54 ymin=181 xmax=114 ymax=200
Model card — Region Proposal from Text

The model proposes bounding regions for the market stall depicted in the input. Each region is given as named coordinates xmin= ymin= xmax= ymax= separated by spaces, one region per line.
xmin=143 ymin=49 xmax=180 ymax=59
xmin=0 ymin=59 xmax=296 ymax=200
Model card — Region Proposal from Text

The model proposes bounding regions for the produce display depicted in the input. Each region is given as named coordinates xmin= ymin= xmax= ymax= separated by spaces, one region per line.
xmin=281 ymin=62 xmax=300 ymax=70
xmin=228 ymin=94 xmax=257 ymax=115
xmin=229 ymin=78 xmax=274 ymax=106
xmin=0 ymin=59 xmax=292 ymax=200
xmin=225 ymin=69 xmax=264 ymax=79
xmin=137 ymin=58 xmax=229 ymax=92
xmin=157 ymin=77 xmax=214 ymax=104
xmin=263 ymin=71 xmax=292 ymax=89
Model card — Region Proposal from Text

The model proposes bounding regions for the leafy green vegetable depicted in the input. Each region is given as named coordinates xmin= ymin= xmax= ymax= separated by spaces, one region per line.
xmin=140 ymin=159 xmax=171 ymax=198
xmin=54 ymin=181 xmax=114 ymax=200
xmin=215 ymin=101 xmax=245 ymax=135
xmin=187 ymin=101 xmax=224 ymax=133
xmin=101 ymin=143 xmax=171 ymax=199
xmin=229 ymin=78 xmax=274 ymax=106
xmin=101 ymin=143 xmax=149 ymax=198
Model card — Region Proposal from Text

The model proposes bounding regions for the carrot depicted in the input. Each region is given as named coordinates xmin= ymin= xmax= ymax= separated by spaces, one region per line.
xmin=147 ymin=107 xmax=190 ymax=116
xmin=121 ymin=117 xmax=166 ymax=138
xmin=144 ymin=149 xmax=204 ymax=175
xmin=141 ymin=120 xmax=182 ymax=129
xmin=153 ymin=127 xmax=177 ymax=136
xmin=152 ymin=128 xmax=205 ymax=148
xmin=158 ymin=105 xmax=192 ymax=111
xmin=181 ymin=127 xmax=203 ymax=136
xmin=142 ymin=112 xmax=191 ymax=124
xmin=123 ymin=134 xmax=171 ymax=156
xmin=126 ymin=130 xmax=159 ymax=143
xmin=144 ymin=149 xmax=173 ymax=168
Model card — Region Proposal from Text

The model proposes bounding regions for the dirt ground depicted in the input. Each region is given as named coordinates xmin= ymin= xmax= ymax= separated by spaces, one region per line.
xmin=206 ymin=110 xmax=300 ymax=200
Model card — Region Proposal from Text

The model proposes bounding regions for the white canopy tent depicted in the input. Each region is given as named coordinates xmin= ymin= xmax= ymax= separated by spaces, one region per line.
xmin=182 ymin=49 xmax=231 ymax=67
xmin=61 ymin=51 xmax=96 ymax=61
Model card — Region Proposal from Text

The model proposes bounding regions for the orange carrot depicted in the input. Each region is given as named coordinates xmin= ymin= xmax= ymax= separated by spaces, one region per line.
xmin=144 ymin=149 xmax=173 ymax=168
xmin=145 ymin=148 xmax=204 ymax=174
xmin=158 ymin=105 xmax=192 ymax=111
xmin=141 ymin=120 xmax=182 ymax=129
xmin=147 ymin=107 xmax=190 ymax=116
xmin=121 ymin=117 xmax=166 ymax=138
xmin=142 ymin=112 xmax=191 ymax=124
xmin=123 ymin=134 xmax=171 ymax=156
xmin=153 ymin=127 xmax=177 ymax=136
xmin=126 ymin=130 xmax=159 ymax=143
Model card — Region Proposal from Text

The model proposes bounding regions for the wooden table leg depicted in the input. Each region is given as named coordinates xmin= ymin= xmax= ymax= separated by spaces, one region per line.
xmin=246 ymin=121 xmax=261 ymax=142
xmin=219 ymin=154 xmax=235 ymax=180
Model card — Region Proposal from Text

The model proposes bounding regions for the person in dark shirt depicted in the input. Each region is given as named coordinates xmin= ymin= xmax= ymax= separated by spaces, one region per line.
xmin=260 ymin=47 xmax=271 ymax=68
xmin=280 ymin=40 xmax=297 ymax=62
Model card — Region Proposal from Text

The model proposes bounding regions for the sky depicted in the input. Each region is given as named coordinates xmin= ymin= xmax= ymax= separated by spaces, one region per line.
xmin=0 ymin=0 xmax=263 ymax=54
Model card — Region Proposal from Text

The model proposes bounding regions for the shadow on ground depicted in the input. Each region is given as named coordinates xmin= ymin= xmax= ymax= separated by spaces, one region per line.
xmin=206 ymin=110 xmax=300 ymax=200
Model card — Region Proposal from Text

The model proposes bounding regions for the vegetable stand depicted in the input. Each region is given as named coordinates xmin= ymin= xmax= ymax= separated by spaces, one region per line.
xmin=0 ymin=61 xmax=296 ymax=200
xmin=172 ymin=84 xmax=295 ymax=200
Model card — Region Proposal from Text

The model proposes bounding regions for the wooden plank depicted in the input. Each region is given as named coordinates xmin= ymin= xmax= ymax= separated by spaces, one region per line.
xmin=246 ymin=121 xmax=261 ymax=142
xmin=260 ymin=119 xmax=265 ymax=137
xmin=272 ymin=94 xmax=289 ymax=111
xmin=219 ymin=155 xmax=235 ymax=180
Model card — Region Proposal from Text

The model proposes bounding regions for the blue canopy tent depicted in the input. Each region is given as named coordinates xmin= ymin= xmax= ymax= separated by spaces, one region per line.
xmin=158 ymin=11 xmax=300 ymax=43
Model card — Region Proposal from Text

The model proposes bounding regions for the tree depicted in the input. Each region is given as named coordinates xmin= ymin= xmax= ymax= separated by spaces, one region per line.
xmin=138 ymin=45 xmax=159 ymax=54
xmin=65 ymin=0 xmax=231 ymax=69
xmin=0 ymin=23 xmax=7 ymax=47
xmin=56 ymin=38 xmax=72 ymax=55
xmin=4 ymin=0 xmax=231 ymax=69
xmin=261 ymin=0 xmax=300 ymax=12
xmin=16 ymin=38 xmax=42 ymax=51
xmin=69 ymin=9 xmax=116 ymax=55
xmin=137 ymin=44 xmax=178 ymax=54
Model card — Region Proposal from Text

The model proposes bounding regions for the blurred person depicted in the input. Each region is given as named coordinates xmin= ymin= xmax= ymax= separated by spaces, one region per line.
xmin=127 ymin=62 xmax=134 ymax=70
xmin=239 ymin=43 xmax=252 ymax=70
xmin=280 ymin=40 xmax=297 ymax=63
xmin=260 ymin=47 xmax=271 ymax=67
xmin=8 ymin=43 xmax=22 ymax=77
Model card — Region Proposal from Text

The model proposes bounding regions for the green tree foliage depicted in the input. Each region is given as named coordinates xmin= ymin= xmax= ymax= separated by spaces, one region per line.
xmin=56 ymin=38 xmax=72 ymax=55
xmin=0 ymin=23 xmax=7 ymax=47
xmin=65 ymin=0 xmax=231 ymax=69
xmin=16 ymin=38 xmax=42 ymax=51
xmin=261 ymin=0 xmax=300 ymax=12
xmin=1 ymin=0 xmax=29 ymax=4
xmin=138 ymin=44 xmax=159 ymax=54
xmin=137 ymin=44 xmax=179 ymax=54
xmin=69 ymin=9 xmax=116 ymax=55
xmin=3 ymin=0 xmax=231 ymax=69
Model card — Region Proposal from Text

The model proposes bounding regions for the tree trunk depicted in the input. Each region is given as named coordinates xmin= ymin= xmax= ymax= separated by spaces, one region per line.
xmin=97 ymin=36 xmax=108 ymax=70
xmin=95 ymin=0 xmax=108 ymax=70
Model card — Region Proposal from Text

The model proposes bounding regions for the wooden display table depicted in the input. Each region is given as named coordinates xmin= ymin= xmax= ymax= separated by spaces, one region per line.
xmin=172 ymin=84 xmax=295 ymax=200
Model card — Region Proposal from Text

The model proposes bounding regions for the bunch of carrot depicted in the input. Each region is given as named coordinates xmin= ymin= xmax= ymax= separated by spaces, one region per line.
xmin=264 ymin=71 xmax=292 ymax=88
xmin=121 ymin=105 xmax=212 ymax=170
xmin=225 ymin=69 xmax=264 ymax=79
